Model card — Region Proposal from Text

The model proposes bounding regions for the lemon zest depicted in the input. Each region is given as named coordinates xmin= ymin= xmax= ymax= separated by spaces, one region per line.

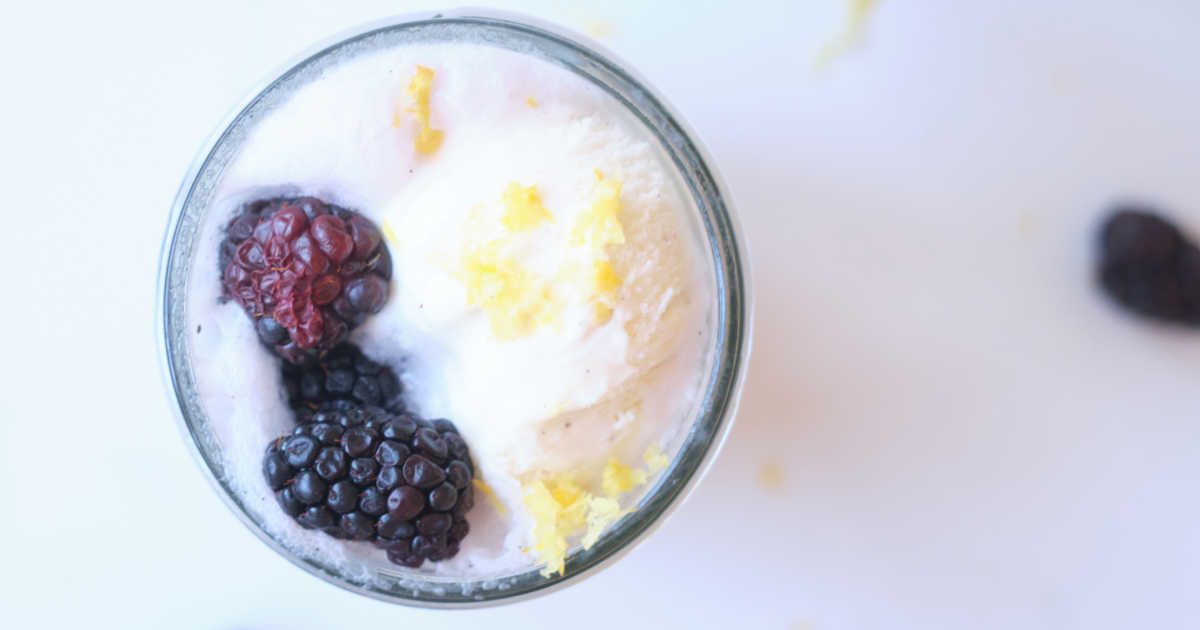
xmin=405 ymin=65 xmax=444 ymax=155
xmin=500 ymin=182 xmax=553 ymax=232
xmin=473 ymin=478 xmax=507 ymax=516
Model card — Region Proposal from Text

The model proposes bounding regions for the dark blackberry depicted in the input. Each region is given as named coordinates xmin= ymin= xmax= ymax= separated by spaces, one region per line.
xmin=261 ymin=401 xmax=476 ymax=568
xmin=219 ymin=197 xmax=392 ymax=366
xmin=1098 ymin=206 xmax=1200 ymax=325
xmin=282 ymin=343 xmax=405 ymax=413
xmin=359 ymin=487 xmax=389 ymax=516
xmin=376 ymin=466 xmax=401 ymax=491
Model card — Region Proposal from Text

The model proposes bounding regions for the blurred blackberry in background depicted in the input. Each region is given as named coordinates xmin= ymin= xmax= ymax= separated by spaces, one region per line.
xmin=1098 ymin=205 xmax=1200 ymax=325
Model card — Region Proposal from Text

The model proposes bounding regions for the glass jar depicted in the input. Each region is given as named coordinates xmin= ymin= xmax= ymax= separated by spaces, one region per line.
xmin=156 ymin=8 xmax=752 ymax=607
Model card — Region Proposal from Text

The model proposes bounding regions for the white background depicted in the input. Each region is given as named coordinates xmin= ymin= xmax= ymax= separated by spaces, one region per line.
xmin=3 ymin=1 xmax=1200 ymax=628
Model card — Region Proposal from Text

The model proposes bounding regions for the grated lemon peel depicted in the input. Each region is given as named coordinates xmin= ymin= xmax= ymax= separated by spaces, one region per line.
xmin=473 ymin=478 xmax=507 ymax=516
xmin=643 ymin=443 xmax=670 ymax=474
xmin=570 ymin=178 xmax=626 ymax=249
xmin=601 ymin=457 xmax=646 ymax=497
xmin=402 ymin=65 xmax=444 ymax=155
xmin=526 ymin=96 xmax=539 ymax=107
xmin=381 ymin=219 xmax=400 ymax=247
xmin=461 ymin=242 xmax=561 ymax=340
xmin=500 ymin=182 xmax=553 ymax=232
xmin=522 ymin=444 xmax=670 ymax=576
xmin=459 ymin=173 xmax=628 ymax=338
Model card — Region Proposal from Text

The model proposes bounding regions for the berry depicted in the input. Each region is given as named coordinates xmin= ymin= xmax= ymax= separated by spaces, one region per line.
xmin=417 ymin=513 xmax=452 ymax=536
xmin=282 ymin=435 xmax=318 ymax=468
xmin=314 ymin=447 xmax=348 ymax=481
xmin=261 ymin=401 xmax=476 ymax=568
xmin=343 ymin=427 xmax=376 ymax=458
xmin=428 ymin=482 xmax=458 ymax=512
xmin=387 ymin=485 xmax=424 ymax=520
xmin=326 ymin=480 xmax=359 ymax=514
xmin=349 ymin=458 xmax=378 ymax=485
xmin=292 ymin=471 xmax=327 ymax=505
xmin=297 ymin=506 xmax=335 ymax=530
xmin=359 ymin=487 xmax=389 ymax=515
xmin=219 ymin=197 xmax=392 ymax=366
xmin=1098 ymin=206 xmax=1200 ymax=324
xmin=275 ymin=488 xmax=302 ymax=517
xmin=445 ymin=461 xmax=471 ymax=490
xmin=340 ymin=512 xmax=375 ymax=540
xmin=402 ymin=454 xmax=446 ymax=488
xmin=262 ymin=450 xmax=293 ymax=490
xmin=283 ymin=343 xmax=405 ymax=413
xmin=376 ymin=466 xmax=401 ymax=491
xmin=375 ymin=440 xmax=409 ymax=467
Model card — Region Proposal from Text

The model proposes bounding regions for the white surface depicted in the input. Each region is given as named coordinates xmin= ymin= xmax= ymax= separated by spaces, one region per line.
xmin=3 ymin=1 xmax=1200 ymax=628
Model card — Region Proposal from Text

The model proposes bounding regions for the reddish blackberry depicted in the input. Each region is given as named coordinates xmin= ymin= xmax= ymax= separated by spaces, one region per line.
xmin=262 ymin=402 xmax=475 ymax=568
xmin=220 ymin=197 xmax=392 ymax=366
xmin=283 ymin=342 xmax=404 ymax=413
xmin=1098 ymin=206 xmax=1200 ymax=325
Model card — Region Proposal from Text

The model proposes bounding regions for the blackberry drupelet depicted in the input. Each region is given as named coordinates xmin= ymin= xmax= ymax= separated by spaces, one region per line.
xmin=282 ymin=342 xmax=405 ymax=413
xmin=219 ymin=197 xmax=392 ymax=366
xmin=1098 ymin=206 xmax=1200 ymax=325
xmin=262 ymin=402 xmax=475 ymax=568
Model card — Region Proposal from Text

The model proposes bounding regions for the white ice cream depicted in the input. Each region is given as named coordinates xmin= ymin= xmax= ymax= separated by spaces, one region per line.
xmin=187 ymin=40 xmax=714 ymax=585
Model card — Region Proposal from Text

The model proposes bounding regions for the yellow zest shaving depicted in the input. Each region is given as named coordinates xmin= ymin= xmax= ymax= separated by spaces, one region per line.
xmin=462 ymin=242 xmax=560 ymax=340
xmin=592 ymin=302 xmax=614 ymax=324
xmin=522 ymin=449 xmax=670 ymax=576
xmin=592 ymin=259 xmax=622 ymax=296
xmin=501 ymin=182 xmax=553 ymax=232
xmin=473 ymin=478 xmax=507 ymax=516
xmin=458 ymin=170 xmax=628 ymax=339
xmin=592 ymin=259 xmax=622 ymax=294
xmin=601 ymin=458 xmax=647 ymax=497
xmin=581 ymin=497 xmax=623 ymax=549
xmin=524 ymin=480 xmax=569 ymax=576
xmin=405 ymin=65 xmax=444 ymax=155
xmin=381 ymin=219 xmax=400 ymax=246
xmin=643 ymin=444 xmax=670 ymax=474
xmin=526 ymin=96 xmax=539 ymax=107
xmin=570 ymin=178 xmax=626 ymax=249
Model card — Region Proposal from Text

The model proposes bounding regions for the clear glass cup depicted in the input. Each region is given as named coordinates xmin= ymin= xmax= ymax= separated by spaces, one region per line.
xmin=156 ymin=8 xmax=752 ymax=607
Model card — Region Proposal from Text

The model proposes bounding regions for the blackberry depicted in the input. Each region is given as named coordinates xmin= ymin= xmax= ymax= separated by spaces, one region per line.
xmin=283 ymin=343 xmax=404 ymax=413
xmin=219 ymin=197 xmax=392 ymax=366
xmin=262 ymin=402 xmax=475 ymax=567
xmin=1098 ymin=206 xmax=1200 ymax=325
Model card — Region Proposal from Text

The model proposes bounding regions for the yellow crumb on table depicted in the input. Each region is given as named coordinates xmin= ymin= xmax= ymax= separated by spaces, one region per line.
xmin=583 ymin=20 xmax=615 ymax=40
xmin=814 ymin=0 xmax=880 ymax=70
xmin=526 ymin=96 xmax=539 ymax=107
xmin=757 ymin=460 xmax=786 ymax=492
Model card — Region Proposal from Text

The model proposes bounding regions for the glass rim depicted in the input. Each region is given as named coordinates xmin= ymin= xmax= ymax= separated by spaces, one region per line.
xmin=156 ymin=8 xmax=753 ymax=608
